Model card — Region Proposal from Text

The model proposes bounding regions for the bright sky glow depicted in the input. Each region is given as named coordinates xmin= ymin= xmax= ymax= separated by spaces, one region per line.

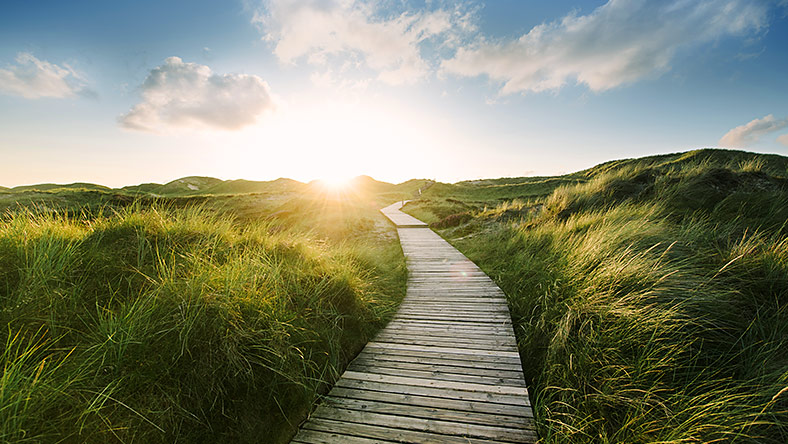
xmin=2 ymin=0 xmax=788 ymax=187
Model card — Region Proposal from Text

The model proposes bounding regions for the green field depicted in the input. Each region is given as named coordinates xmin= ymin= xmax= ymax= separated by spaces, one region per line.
xmin=2 ymin=148 xmax=787 ymax=443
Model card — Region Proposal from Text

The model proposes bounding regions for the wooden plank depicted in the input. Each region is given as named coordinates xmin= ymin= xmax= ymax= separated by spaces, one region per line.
xmin=396 ymin=307 xmax=510 ymax=314
xmin=292 ymin=429 xmax=400 ymax=444
xmin=311 ymin=406 xmax=536 ymax=443
xmin=393 ymin=315 xmax=512 ymax=328
xmin=394 ymin=313 xmax=513 ymax=321
xmin=303 ymin=417 xmax=520 ymax=444
xmin=377 ymin=331 xmax=515 ymax=343
xmin=341 ymin=371 xmax=529 ymax=397
xmin=388 ymin=318 xmax=514 ymax=328
xmin=374 ymin=332 xmax=515 ymax=345
xmin=333 ymin=379 xmax=530 ymax=407
xmin=347 ymin=363 xmax=525 ymax=386
xmin=382 ymin=321 xmax=515 ymax=331
xmin=380 ymin=325 xmax=514 ymax=338
xmin=396 ymin=306 xmax=509 ymax=312
xmin=372 ymin=336 xmax=518 ymax=352
xmin=364 ymin=342 xmax=521 ymax=358
xmin=378 ymin=328 xmax=516 ymax=341
xmin=328 ymin=386 xmax=533 ymax=417
xmin=399 ymin=299 xmax=509 ymax=306
xmin=395 ymin=309 xmax=511 ymax=316
xmin=360 ymin=342 xmax=520 ymax=360
xmin=369 ymin=338 xmax=518 ymax=352
xmin=373 ymin=330 xmax=515 ymax=342
xmin=400 ymin=300 xmax=507 ymax=306
xmin=321 ymin=397 xmax=533 ymax=428
xmin=353 ymin=350 xmax=524 ymax=371
xmin=348 ymin=357 xmax=526 ymax=381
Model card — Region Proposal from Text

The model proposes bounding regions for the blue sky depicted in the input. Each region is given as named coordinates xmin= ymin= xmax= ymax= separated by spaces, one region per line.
xmin=2 ymin=0 xmax=787 ymax=187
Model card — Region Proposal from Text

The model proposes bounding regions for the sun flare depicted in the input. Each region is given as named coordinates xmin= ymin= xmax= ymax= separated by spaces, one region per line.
xmin=319 ymin=173 xmax=354 ymax=191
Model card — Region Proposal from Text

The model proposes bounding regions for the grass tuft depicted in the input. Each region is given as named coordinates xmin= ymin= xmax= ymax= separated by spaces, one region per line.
xmin=1 ymin=200 xmax=406 ymax=443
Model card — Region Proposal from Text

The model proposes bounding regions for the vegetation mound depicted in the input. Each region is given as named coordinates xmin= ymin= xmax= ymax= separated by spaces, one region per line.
xmin=404 ymin=148 xmax=788 ymax=443
xmin=0 ymin=194 xmax=407 ymax=442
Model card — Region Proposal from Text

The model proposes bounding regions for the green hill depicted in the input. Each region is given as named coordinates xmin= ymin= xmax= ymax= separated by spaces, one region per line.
xmin=573 ymin=148 xmax=788 ymax=179
xmin=4 ymin=175 xmax=430 ymax=203
xmin=121 ymin=182 xmax=164 ymax=194
xmin=403 ymin=148 xmax=788 ymax=443
xmin=121 ymin=176 xmax=227 ymax=196
xmin=204 ymin=177 xmax=306 ymax=195
xmin=156 ymin=176 xmax=225 ymax=195
xmin=0 ymin=174 xmax=430 ymax=217
xmin=11 ymin=182 xmax=112 ymax=193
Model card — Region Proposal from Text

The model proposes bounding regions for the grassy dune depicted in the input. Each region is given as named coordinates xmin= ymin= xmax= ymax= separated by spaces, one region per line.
xmin=0 ymin=189 xmax=408 ymax=443
xmin=404 ymin=149 xmax=788 ymax=443
xmin=5 ymin=150 xmax=788 ymax=443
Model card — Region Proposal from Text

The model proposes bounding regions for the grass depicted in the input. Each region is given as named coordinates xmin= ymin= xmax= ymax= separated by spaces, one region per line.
xmin=6 ymin=148 xmax=788 ymax=443
xmin=0 ymin=192 xmax=408 ymax=443
xmin=403 ymin=148 xmax=788 ymax=443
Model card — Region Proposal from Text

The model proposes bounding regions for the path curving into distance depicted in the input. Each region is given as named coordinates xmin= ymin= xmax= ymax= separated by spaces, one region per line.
xmin=290 ymin=202 xmax=536 ymax=443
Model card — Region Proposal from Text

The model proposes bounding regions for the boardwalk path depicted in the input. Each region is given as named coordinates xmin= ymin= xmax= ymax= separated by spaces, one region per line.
xmin=291 ymin=202 xmax=536 ymax=443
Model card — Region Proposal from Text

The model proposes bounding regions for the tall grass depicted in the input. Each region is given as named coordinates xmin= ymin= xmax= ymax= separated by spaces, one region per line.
xmin=0 ymin=203 xmax=406 ymax=443
xmin=407 ymin=150 xmax=788 ymax=443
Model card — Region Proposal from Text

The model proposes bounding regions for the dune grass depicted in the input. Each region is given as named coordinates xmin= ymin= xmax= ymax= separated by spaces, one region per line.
xmin=404 ymin=149 xmax=788 ymax=443
xmin=0 ymin=201 xmax=406 ymax=443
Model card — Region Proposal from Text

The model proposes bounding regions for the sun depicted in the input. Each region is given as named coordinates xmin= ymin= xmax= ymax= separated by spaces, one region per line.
xmin=318 ymin=173 xmax=355 ymax=192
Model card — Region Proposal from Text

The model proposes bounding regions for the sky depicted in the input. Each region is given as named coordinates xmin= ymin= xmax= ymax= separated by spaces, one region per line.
xmin=1 ymin=0 xmax=788 ymax=187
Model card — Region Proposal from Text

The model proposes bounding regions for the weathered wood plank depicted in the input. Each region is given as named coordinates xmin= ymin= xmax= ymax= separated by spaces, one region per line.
xmin=311 ymin=406 xmax=536 ymax=443
xmin=347 ymin=363 xmax=525 ymax=386
xmin=292 ymin=429 xmax=400 ymax=444
xmin=396 ymin=307 xmax=511 ymax=315
xmin=321 ymin=397 xmax=533 ymax=428
xmin=388 ymin=318 xmax=514 ymax=328
xmin=303 ymin=417 xmax=520 ymax=444
xmin=328 ymin=386 xmax=534 ymax=417
xmin=364 ymin=341 xmax=521 ymax=358
xmin=352 ymin=350 xmax=525 ymax=371
xmin=348 ymin=358 xmax=526 ymax=381
xmin=341 ymin=371 xmax=529 ymax=396
xmin=333 ymin=378 xmax=530 ymax=407
xmin=373 ymin=333 xmax=517 ymax=350
xmin=379 ymin=325 xmax=513 ymax=338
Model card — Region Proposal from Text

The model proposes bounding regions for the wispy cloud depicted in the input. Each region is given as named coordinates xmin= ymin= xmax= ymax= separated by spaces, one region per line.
xmin=719 ymin=114 xmax=788 ymax=147
xmin=0 ymin=52 xmax=90 ymax=99
xmin=119 ymin=57 xmax=276 ymax=132
xmin=253 ymin=0 xmax=474 ymax=85
xmin=442 ymin=0 xmax=769 ymax=96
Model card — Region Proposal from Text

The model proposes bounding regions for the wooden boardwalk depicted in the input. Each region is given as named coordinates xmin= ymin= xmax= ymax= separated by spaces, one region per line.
xmin=290 ymin=202 xmax=536 ymax=443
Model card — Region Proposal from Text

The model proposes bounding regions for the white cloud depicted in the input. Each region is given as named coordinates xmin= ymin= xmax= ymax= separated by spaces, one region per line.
xmin=442 ymin=0 xmax=769 ymax=95
xmin=0 ymin=52 xmax=89 ymax=99
xmin=719 ymin=115 xmax=788 ymax=147
xmin=253 ymin=0 xmax=471 ymax=85
xmin=119 ymin=57 xmax=276 ymax=132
